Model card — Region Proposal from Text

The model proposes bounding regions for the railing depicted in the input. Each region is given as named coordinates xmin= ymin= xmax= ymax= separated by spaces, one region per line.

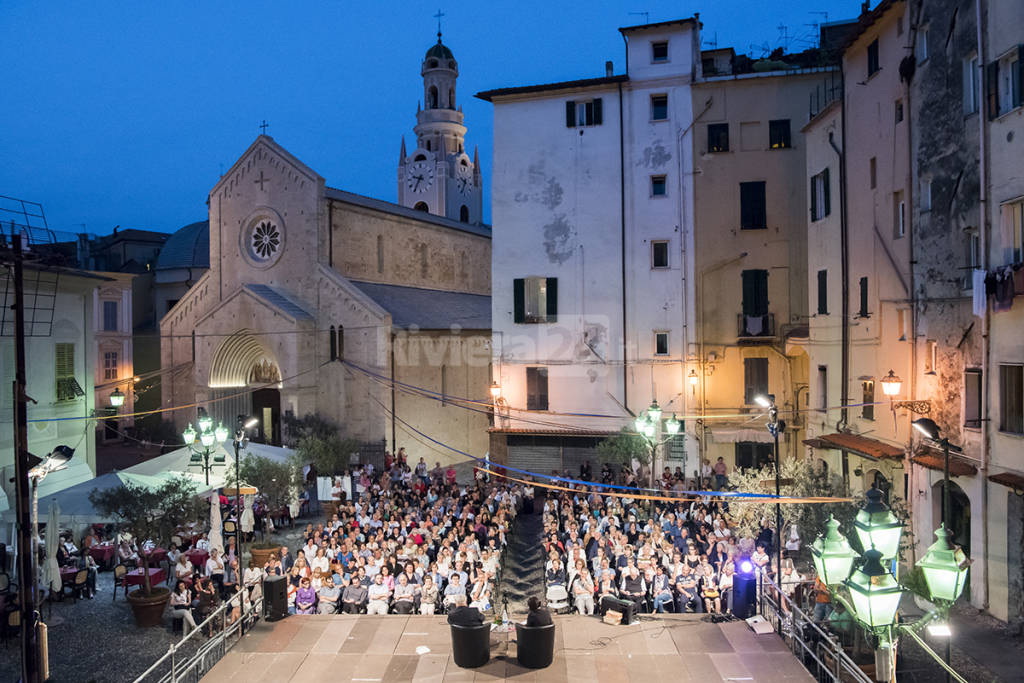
xmin=809 ymin=72 xmax=843 ymax=120
xmin=757 ymin=575 xmax=873 ymax=683
xmin=737 ymin=313 xmax=776 ymax=339
xmin=133 ymin=595 xmax=263 ymax=683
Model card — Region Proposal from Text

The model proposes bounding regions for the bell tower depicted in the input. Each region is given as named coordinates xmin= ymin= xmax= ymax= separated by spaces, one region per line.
xmin=397 ymin=30 xmax=483 ymax=225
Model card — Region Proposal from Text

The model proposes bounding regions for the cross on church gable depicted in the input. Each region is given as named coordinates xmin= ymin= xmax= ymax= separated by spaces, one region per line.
xmin=255 ymin=169 xmax=269 ymax=191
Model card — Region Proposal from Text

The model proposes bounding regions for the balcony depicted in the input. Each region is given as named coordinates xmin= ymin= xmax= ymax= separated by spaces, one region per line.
xmin=737 ymin=313 xmax=775 ymax=342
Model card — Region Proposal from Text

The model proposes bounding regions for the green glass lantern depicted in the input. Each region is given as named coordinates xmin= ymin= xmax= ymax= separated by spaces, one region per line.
xmin=917 ymin=525 xmax=970 ymax=604
xmin=214 ymin=422 xmax=229 ymax=443
xmin=634 ymin=415 xmax=648 ymax=433
xmin=642 ymin=422 xmax=656 ymax=439
xmin=854 ymin=487 xmax=903 ymax=560
xmin=844 ymin=548 xmax=903 ymax=630
xmin=647 ymin=400 xmax=662 ymax=423
xmin=182 ymin=424 xmax=197 ymax=445
xmin=199 ymin=426 xmax=216 ymax=448
xmin=665 ymin=414 xmax=681 ymax=435
xmin=198 ymin=412 xmax=213 ymax=433
xmin=109 ymin=387 xmax=125 ymax=408
xmin=811 ymin=515 xmax=857 ymax=586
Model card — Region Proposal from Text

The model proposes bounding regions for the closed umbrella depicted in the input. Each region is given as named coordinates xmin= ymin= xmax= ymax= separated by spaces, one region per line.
xmin=240 ymin=494 xmax=255 ymax=534
xmin=45 ymin=499 xmax=61 ymax=593
xmin=209 ymin=493 xmax=224 ymax=555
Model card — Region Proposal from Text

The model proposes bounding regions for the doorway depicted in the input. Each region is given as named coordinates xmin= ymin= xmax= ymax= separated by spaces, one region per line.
xmin=251 ymin=388 xmax=281 ymax=446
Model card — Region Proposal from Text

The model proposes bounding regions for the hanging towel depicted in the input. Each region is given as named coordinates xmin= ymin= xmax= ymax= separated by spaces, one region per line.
xmin=972 ymin=269 xmax=987 ymax=317
xmin=745 ymin=315 xmax=763 ymax=336
xmin=994 ymin=267 xmax=1015 ymax=312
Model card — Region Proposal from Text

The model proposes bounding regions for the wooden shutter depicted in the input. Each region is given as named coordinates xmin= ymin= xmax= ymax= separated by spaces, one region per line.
xmin=566 ymin=101 xmax=576 ymax=127
xmin=513 ymin=279 xmax=525 ymax=323
xmin=55 ymin=343 xmax=75 ymax=401
xmin=823 ymin=167 xmax=831 ymax=216
xmin=527 ymin=367 xmax=549 ymax=411
xmin=859 ymin=277 xmax=869 ymax=316
xmin=987 ymin=61 xmax=1000 ymax=120
xmin=1016 ymin=46 xmax=1024 ymax=108
xmin=810 ymin=174 xmax=819 ymax=221
xmin=545 ymin=278 xmax=558 ymax=322
xmin=817 ymin=270 xmax=828 ymax=314
xmin=593 ymin=98 xmax=603 ymax=125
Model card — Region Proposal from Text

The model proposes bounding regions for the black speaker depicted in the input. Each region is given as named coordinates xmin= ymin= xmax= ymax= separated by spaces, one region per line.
xmin=601 ymin=596 xmax=636 ymax=625
xmin=263 ymin=575 xmax=288 ymax=621
xmin=731 ymin=573 xmax=757 ymax=619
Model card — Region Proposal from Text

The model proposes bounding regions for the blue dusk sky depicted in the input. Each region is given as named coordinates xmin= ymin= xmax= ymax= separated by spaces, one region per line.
xmin=1 ymin=1 xmax=858 ymax=236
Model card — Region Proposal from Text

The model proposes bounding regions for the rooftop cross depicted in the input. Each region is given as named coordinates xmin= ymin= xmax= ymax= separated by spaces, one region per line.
xmin=259 ymin=120 xmax=269 ymax=135
xmin=433 ymin=9 xmax=445 ymax=42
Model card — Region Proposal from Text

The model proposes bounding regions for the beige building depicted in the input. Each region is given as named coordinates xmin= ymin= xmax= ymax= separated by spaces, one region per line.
xmin=691 ymin=49 xmax=837 ymax=478
xmin=802 ymin=3 xmax=916 ymax=499
xmin=161 ymin=37 xmax=491 ymax=463
xmin=92 ymin=272 xmax=136 ymax=442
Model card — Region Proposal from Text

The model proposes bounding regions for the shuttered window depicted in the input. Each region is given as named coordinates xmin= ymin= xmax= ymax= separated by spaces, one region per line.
xmin=740 ymin=181 xmax=767 ymax=229
xmin=817 ymin=270 xmax=828 ymax=315
xmin=565 ymin=98 xmax=603 ymax=127
xmin=55 ymin=343 xmax=83 ymax=401
xmin=513 ymin=277 xmax=558 ymax=323
xmin=743 ymin=358 xmax=769 ymax=405
xmin=741 ymin=270 xmax=769 ymax=317
xmin=811 ymin=168 xmax=830 ymax=221
xmin=526 ymin=367 xmax=549 ymax=411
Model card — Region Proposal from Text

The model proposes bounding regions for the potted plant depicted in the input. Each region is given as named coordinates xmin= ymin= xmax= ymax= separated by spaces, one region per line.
xmin=227 ymin=454 xmax=294 ymax=566
xmin=90 ymin=475 xmax=205 ymax=626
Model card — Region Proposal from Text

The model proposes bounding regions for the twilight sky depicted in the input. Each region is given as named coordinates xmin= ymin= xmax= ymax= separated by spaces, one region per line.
xmin=1 ymin=0 xmax=858 ymax=236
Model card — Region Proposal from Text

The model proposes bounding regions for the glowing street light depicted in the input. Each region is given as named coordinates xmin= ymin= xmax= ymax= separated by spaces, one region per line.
xmin=810 ymin=515 xmax=857 ymax=587
xmin=844 ymin=549 xmax=903 ymax=631
xmin=109 ymin=387 xmax=125 ymax=408
xmin=854 ymin=487 xmax=903 ymax=561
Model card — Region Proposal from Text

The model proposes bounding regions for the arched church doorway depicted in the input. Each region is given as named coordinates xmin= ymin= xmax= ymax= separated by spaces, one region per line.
xmin=209 ymin=330 xmax=284 ymax=446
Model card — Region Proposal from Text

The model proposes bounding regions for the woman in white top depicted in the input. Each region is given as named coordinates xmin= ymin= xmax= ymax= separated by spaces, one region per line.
xmin=175 ymin=554 xmax=194 ymax=582
xmin=206 ymin=548 xmax=226 ymax=593
xmin=310 ymin=548 xmax=330 ymax=574
xmin=169 ymin=581 xmax=197 ymax=635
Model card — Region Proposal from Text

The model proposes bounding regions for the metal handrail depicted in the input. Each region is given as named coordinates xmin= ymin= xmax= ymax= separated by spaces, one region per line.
xmin=757 ymin=574 xmax=872 ymax=683
xmin=133 ymin=594 xmax=263 ymax=683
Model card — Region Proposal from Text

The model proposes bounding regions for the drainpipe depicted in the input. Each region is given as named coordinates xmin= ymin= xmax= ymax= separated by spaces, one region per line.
xmin=975 ymin=0 xmax=990 ymax=610
xmin=618 ymin=80 xmax=628 ymax=412
xmin=829 ymin=91 xmax=851 ymax=487
xmin=390 ymin=332 xmax=397 ymax=453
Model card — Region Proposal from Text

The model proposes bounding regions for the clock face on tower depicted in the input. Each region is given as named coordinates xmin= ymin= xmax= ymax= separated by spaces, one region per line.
xmin=455 ymin=163 xmax=474 ymax=196
xmin=406 ymin=161 xmax=435 ymax=194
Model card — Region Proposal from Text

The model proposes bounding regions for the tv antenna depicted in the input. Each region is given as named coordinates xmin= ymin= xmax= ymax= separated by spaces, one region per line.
xmin=628 ymin=11 xmax=650 ymax=24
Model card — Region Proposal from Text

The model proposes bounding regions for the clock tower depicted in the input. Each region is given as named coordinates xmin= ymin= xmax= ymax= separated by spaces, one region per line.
xmin=398 ymin=31 xmax=483 ymax=225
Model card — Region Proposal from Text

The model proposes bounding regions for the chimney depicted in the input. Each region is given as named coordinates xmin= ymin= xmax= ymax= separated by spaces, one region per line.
xmin=605 ymin=60 xmax=614 ymax=77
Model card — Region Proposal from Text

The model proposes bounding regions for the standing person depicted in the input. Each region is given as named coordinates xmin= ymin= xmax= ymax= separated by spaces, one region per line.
xmin=580 ymin=460 xmax=592 ymax=482
xmin=713 ymin=458 xmax=728 ymax=490
xmin=701 ymin=459 xmax=713 ymax=490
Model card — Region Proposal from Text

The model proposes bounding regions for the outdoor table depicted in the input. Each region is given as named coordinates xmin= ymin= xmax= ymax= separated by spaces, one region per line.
xmin=144 ymin=547 xmax=168 ymax=564
xmin=185 ymin=549 xmax=209 ymax=569
xmin=59 ymin=566 xmax=79 ymax=585
xmin=126 ymin=568 xmax=166 ymax=586
xmin=89 ymin=543 xmax=116 ymax=568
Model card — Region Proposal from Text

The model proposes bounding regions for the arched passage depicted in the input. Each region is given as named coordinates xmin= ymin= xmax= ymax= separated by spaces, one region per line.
xmin=208 ymin=330 xmax=282 ymax=445
xmin=932 ymin=479 xmax=971 ymax=556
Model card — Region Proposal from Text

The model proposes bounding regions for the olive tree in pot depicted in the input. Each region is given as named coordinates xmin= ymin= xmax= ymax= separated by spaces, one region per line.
xmin=90 ymin=475 xmax=205 ymax=626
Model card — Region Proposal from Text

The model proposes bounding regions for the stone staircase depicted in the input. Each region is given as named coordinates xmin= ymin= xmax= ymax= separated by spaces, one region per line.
xmin=496 ymin=492 xmax=546 ymax=615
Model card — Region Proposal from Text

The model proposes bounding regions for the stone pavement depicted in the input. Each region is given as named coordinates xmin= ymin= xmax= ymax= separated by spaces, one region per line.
xmin=201 ymin=613 xmax=815 ymax=682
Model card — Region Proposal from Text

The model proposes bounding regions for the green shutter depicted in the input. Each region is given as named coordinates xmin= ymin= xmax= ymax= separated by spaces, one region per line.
xmin=566 ymin=101 xmax=576 ymax=127
xmin=1015 ymin=46 xmax=1024 ymax=108
xmin=545 ymin=278 xmax=558 ymax=322
xmin=810 ymin=174 xmax=818 ymax=221
xmin=823 ymin=167 xmax=831 ymax=216
xmin=513 ymin=279 xmax=525 ymax=323
xmin=987 ymin=61 xmax=1000 ymax=120
xmin=593 ymin=98 xmax=603 ymax=125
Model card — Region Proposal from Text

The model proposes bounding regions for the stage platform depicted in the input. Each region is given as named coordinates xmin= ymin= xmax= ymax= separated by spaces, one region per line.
xmin=202 ymin=613 xmax=814 ymax=682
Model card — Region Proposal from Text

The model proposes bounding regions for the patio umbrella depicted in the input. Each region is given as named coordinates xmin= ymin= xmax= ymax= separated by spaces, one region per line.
xmin=208 ymin=492 xmax=224 ymax=555
xmin=45 ymin=498 xmax=61 ymax=593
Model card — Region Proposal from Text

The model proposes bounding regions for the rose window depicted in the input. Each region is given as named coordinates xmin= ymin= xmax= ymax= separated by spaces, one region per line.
xmin=251 ymin=220 xmax=280 ymax=259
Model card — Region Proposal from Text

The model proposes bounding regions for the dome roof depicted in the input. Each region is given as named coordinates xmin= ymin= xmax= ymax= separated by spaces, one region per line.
xmin=156 ymin=220 xmax=209 ymax=270
xmin=425 ymin=39 xmax=454 ymax=62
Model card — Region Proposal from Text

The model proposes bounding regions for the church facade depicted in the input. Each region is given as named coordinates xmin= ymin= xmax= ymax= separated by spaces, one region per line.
xmin=160 ymin=37 xmax=491 ymax=462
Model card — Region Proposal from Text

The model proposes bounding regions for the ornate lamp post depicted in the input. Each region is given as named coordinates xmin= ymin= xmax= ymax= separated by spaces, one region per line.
xmin=755 ymin=394 xmax=785 ymax=599
xmin=854 ymin=487 xmax=903 ymax=562
xmin=634 ymin=400 xmax=680 ymax=489
xmin=880 ymin=370 xmax=932 ymax=415
xmin=183 ymin=411 xmax=228 ymax=485
xmin=232 ymin=415 xmax=257 ymax=630
xmin=811 ymin=515 xmax=858 ymax=587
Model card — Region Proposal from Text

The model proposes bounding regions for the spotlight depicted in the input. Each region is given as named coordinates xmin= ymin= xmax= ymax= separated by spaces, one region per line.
xmin=740 ymin=560 xmax=754 ymax=574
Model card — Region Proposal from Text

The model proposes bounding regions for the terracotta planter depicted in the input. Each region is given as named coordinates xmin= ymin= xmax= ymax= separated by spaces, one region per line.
xmin=250 ymin=546 xmax=277 ymax=568
xmin=127 ymin=587 xmax=171 ymax=628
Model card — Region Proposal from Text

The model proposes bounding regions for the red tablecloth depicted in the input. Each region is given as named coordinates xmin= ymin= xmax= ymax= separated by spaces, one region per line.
xmin=144 ymin=548 xmax=167 ymax=564
xmin=89 ymin=544 xmax=116 ymax=564
xmin=126 ymin=568 xmax=166 ymax=586
xmin=59 ymin=566 xmax=80 ymax=584
xmin=184 ymin=549 xmax=208 ymax=568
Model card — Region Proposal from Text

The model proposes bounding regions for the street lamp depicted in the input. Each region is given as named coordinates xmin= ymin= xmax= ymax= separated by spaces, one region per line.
xmin=109 ymin=387 xmax=125 ymax=408
xmin=810 ymin=515 xmax=858 ymax=587
xmin=918 ymin=525 xmax=970 ymax=604
xmin=912 ymin=417 xmax=959 ymax=535
xmin=755 ymin=393 xmax=784 ymax=598
xmin=634 ymin=400 xmax=679 ymax=492
xmin=845 ymin=548 xmax=903 ymax=631
xmin=880 ymin=369 xmax=932 ymax=415
xmin=183 ymin=411 xmax=225 ymax=485
xmin=854 ymin=487 xmax=903 ymax=561
xmin=232 ymin=415 xmax=258 ymax=632
xmin=688 ymin=369 xmax=699 ymax=395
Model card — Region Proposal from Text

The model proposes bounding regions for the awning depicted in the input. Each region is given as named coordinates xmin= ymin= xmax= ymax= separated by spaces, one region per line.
xmin=709 ymin=428 xmax=775 ymax=444
xmin=988 ymin=471 xmax=1024 ymax=492
xmin=802 ymin=432 xmax=904 ymax=461
xmin=911 ymin=453 xmax=978 ymax=477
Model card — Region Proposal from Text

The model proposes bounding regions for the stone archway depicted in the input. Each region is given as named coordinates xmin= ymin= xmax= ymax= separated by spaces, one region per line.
xmin=208 ymin=330 xmax=283 ymax=444
xmin=209 ymin=330 xmax=278 ymax=388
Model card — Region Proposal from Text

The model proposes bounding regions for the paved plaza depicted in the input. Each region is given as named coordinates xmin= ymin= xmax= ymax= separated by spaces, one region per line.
xmin=201 ymin=614 xmax=814 ymax=682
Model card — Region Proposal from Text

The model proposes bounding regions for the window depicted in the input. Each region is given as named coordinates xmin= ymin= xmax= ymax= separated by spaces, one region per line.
xmin=513 ymin=277 xmax=558 ymax=324
xmin=769 ymin=119 xmax=791 ymax=149
xmin=103 ymin=301 xmax=118 ymax=331
xmin=817 ymin=365 xmax=828 ymax=411
xmin=526 ymin=367 xmax=549 ymax=411
xmin=651 ymin=241 xmax=669 ymax=269
xmin=963 ymin=55 xmax=980 ymax=114
xmin=965 ymin=232 xmax=980 ymax=288
xmin=817 ymin=269 xmax=829 ymax=315
xmin=565 ymin=98 xmax=603 ymax=127
xmin=459 ymin=205 xmax=469 ymax=223
xmin=707 ymin=123 xmax=729 ymax=152
xmin=1004 ymin=200 xmax=1024 ymax=263
xmin=862 ymin=381 xmax=875 ymax=420
xmin=987 ymin=48 xmax=1022 ymax=119
xmin=735 ymin=442 xmax=773 ymax=470
xmin=55 ymin=343 xmax=82 ymax=402
xmin=920 ymin=179 xmax=932 ymax=211
xmin=104 ymin=350 xmax=118 ymax=381
xmin=650 ymin=94 xmax=668 ymax=121
xmin=337 ymin=325 xmax=345 ymax=360
xmin=377 ymin=235 xmax=384 ymax=272
xmin=414 ymin=202 xmax=429 ymax=212
xmin=740 ymin=181 xmax=767 ymax=229
xmin=916 ymin=26 xmax=929 ymax=63
xmin=654 ymin=332 xmax=669 ymax=356
xmin=870 ymin=157 xmax=877 ymax=189
xmin=651 ymin=175 xmax=667 ymax=197
xmin=965 ymin=369 xmax=982 ymax=429
xmin=867 ymin=39 xmax=880 ymax=77
xmin=895 ymin=99 xmax=904 ymax=123
xmin=652 ymin=41 xmax=668 ymax=62
xmin=741 ymin=269 xmax=769 ymax=317
xmin=999 ymin=364 xmax=1023 ymax=433
xmin=329 ymin=326 xmax=337 ymax=361
xmin=811 ymin=168 xmax=831 ymax=221
xmin=429 ymin=86 xmax=438 ymax=109
xmin=897 ymin=309 xmax=907 ymax=341
xmin=894 ymin=191 xmax=906 ymax=237
xmin=743 ymin=357 xmax=769 ymax=405
xmin=925 ymin=340 xmax=937 ymax=374
xmin=858 ymin=277 xmax=869 ymax=317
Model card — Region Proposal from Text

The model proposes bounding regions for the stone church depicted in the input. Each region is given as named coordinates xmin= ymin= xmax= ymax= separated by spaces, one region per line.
xmin=160 ymin=34 xmax=491 ymax=461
